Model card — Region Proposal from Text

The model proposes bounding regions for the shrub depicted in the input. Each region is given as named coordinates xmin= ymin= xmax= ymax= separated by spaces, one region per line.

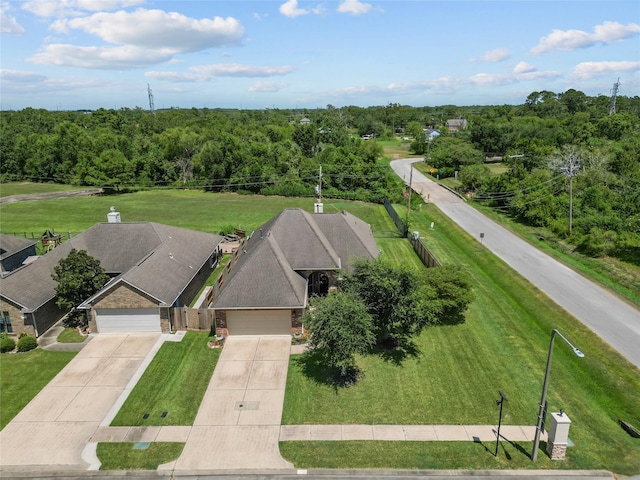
xmin=17 ymin=335 xmax=37 ymax=352
xmin=1 ymin=335 xmax=16 ymax=353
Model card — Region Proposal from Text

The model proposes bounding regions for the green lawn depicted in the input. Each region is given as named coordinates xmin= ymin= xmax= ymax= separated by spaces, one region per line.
xmin=281 ymin=202 xmax=640 ymax=474
xmin=97 ymin=442 xmax=184 ymax=470
xmin=0 ymin=182 xmax=80 ymax=197
xmin=0 ymin=190 xmax=391 ymax=238
xmin=57 ymin=327 xmax=86 ymax=343
xmin=0 ymin=349 xmax=76 ymax=430
xmin=110 ymin=332 xmax=220 ymax=426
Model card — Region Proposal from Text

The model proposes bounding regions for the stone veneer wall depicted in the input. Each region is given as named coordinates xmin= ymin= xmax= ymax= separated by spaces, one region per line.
xmin=546 ymin=440 xmax=567 ymax=460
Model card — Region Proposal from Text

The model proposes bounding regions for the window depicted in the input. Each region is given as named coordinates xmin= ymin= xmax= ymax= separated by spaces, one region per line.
xmin=1 ymin=311 xmax=12 ymax=333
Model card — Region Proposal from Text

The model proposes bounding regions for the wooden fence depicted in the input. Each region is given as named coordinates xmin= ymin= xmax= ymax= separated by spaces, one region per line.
xmin=171 ymin=307 xmax=214 ymax=332
xmin=383 ymin=198 xmax=440 ymax=269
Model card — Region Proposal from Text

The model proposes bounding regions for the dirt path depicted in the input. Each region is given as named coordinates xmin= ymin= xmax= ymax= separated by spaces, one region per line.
xmin=0 ymin=188 xmax=103 ymax=205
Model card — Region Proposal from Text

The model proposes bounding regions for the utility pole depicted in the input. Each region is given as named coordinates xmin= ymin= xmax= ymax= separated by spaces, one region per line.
xmin=560 ymin=151 xmax=580 ymax=235
xmin=406 ymin=165 xmax=413 ymax=234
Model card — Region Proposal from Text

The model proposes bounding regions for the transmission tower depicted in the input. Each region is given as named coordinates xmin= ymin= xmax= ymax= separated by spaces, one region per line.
xmin=147 ymin=83 xmax=155 ymax=114
xmin=609 ymin=77 xmax=620 ymax=115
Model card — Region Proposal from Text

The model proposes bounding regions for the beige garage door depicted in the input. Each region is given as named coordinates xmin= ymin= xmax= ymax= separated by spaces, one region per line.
xmin=227 ymin=310 xmax=291 ymax=335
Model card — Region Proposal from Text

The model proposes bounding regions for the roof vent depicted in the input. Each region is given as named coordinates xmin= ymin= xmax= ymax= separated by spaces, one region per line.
xmin=107 ymin=206 xmax=121 ymax=223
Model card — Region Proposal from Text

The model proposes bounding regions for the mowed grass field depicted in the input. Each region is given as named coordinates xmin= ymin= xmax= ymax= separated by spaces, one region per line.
xmin=1 ymin=186 xmax=639 ymax=473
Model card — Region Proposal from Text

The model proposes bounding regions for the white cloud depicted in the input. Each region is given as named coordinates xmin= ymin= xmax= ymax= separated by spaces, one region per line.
xmin=337 ymin=0 xmax=372 ymax=15
xmin=146 ymin=63 xmax=295 ymax=82
xmin=471 ymin=48 xmax=510 ymax=63
xmin=571 ymin=61 xmax=640 ymax=80
xmin=0 ymin=69 xmax=47 ymax=82
xmin=51 ymin=9 xmax=244 ymax=53
xmin=513 ymin=61 xmax=536 ymax=74
xmin=22 ymin=0 xmax=144 ymax=17
xmin=1 ymin=2 xmax=25 ymax=34
xmin=191 ymin=63 xmax=294 ymax=77
xmin=29 ymin=44 xmax=174 ymax=69
xmin=531 ymin=21 xmax=640 ymax=55
xmin=248 ymin=81 xmax=289 ymax=92
xmin=279 ymin=0 xmax=308 ymax=18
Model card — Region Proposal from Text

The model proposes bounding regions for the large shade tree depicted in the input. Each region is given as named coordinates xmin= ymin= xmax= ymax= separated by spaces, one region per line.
xmin=52 ymin=249 xmax=109 ymax=328
xmin=303 ymin=291 xmax=375 ymax=385
xmin=341 ymin=258 xmax=474 ymax=346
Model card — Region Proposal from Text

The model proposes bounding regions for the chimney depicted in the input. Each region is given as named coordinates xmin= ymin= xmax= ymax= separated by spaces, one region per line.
xmin=107 ymin=206 xmax=121 ymax=223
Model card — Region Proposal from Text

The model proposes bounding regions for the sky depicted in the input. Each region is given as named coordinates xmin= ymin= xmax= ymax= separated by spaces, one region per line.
xmin=1 ymin=0 xmax=639 ymax=111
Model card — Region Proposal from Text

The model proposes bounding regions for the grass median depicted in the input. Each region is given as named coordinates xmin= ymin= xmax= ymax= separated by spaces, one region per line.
xmin=110 ymin=331 xmax=220 ymax=426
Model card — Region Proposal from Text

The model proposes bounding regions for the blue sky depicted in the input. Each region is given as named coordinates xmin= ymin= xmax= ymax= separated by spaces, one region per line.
xmin=1 ymin=0 xmax=639 ymax=111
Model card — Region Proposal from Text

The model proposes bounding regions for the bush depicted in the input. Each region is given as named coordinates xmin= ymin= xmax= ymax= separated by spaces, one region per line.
xmin=0 ymin=334 xmax=16 ymax=353
xmin=17 ymin=335 xmax=37 ymax=352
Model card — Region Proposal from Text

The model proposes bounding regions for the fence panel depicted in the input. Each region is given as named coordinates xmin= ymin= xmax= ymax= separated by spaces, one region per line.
xmin=383 ymin=198 xmax=406 ymax=235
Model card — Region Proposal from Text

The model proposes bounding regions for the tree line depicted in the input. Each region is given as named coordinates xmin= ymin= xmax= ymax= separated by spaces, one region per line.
xmin=406 ymin=90 xmax=639 ymax=260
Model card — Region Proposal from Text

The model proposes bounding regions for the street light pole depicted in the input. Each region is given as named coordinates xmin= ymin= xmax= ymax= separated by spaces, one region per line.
xmin=531 ymin=329 xmax=584 ymax=461
xmin=494 ymin=391 xmax=508 ymax=456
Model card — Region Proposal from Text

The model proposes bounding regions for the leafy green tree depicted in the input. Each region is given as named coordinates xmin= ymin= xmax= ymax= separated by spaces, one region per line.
xmin=342 ymin=258 xmax=433 ymax=345
xmin=430 ymin=136 xmax=483 ymax=177
xmin=52 ymin=249 xmax=109 ymax=327
xmin=459 ymin=164 xmax=491 ymax=191
xmin=304 ymin=291 xmax=375 ymax=384
xmin=420 ymin=266 xmax=475 ymax=325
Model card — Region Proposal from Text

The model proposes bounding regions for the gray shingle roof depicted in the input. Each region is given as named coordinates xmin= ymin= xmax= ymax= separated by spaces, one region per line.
xmin=0 ymin=223 xmax=222 ymax=310
xmin=0 ymin=233 xmax=38 ymax=260
xmin=212 ymin=208 xmax=379 ymax=310
xmin=212 ymin=234 xmax=307 ymax=309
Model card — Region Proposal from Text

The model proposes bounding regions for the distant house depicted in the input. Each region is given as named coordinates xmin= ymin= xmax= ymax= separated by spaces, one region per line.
xmin=445 ymin=118 xmax=468 ymax=132
xmin=211 ymin=208 xmax=380 ymax=336
xmin=0 ymin=234 xmax=37 ymax=277
xmin=299 ymin=117 xmax=311 ymax=125
xmin=0 ymin=218 xmax=222 ymax=337
xmin=423 ymin=128 xmax=441 ymax=141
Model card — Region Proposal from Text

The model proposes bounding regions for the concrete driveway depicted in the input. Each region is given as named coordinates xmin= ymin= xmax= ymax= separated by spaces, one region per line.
xmin=0 ymin=333 xmax=162 ymax=470
xmin=164 ymin=336 xmax=293 ymax=472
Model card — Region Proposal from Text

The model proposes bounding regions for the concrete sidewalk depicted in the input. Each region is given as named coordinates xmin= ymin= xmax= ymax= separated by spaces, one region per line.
xmin=280 ymin=424 xmax=545 ymax=442
xmin=91 ymin=423 xmax=545 ymax=444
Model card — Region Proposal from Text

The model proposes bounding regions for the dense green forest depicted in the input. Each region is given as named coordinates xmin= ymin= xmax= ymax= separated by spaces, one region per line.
xmin=1 ymin=89 xmax=639 ymax=258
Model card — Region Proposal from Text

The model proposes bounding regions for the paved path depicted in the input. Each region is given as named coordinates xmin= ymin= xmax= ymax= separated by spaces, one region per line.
xmin=391 ymin=158 xmax=640 ymax=369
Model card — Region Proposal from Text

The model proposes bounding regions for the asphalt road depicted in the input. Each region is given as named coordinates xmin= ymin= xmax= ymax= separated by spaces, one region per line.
xmin=391 ymin=158 xmax=640 ymax=369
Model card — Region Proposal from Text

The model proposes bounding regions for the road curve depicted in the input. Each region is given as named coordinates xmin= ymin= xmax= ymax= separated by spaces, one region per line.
xmin=391 ymin=158 xmax=640 ymax=369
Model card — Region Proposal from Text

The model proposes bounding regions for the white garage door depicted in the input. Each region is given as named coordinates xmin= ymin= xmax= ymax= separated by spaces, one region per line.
xmin=95 ymin=308 xmax=161 ymax=333
xmin=227 ymin=310 xmax=291 ymax=335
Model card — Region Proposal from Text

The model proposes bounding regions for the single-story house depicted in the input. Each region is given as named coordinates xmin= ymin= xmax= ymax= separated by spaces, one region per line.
xmin=0 ymin=234 xmax=38 ymax=277
xmin=0 ymin=221 xmax=222 ymax=337
xmin=211 ymin=208 xmax=380 ymax=336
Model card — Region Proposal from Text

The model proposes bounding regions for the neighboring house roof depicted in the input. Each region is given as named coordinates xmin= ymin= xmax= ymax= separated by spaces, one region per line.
xmin=445 ymin=119 xmax=468 ymax=130
xmin=0 ymin=233 xmax=37 ymax=261
xmin=212 ymin=208 xmax=379 ymax=310
xmin=0 ymin=223 xmax=222 ymax=311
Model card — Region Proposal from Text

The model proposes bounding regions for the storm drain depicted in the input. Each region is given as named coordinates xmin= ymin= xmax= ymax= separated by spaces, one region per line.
xmin=235 ymin=401 xmax=260 ymax=410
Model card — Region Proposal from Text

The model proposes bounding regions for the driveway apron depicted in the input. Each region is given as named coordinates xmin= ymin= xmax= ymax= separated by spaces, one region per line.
xmin=0 ymin=333 xmax=161 ymax=470
xmin=167 ymin=336 xmax=293 ymax=471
